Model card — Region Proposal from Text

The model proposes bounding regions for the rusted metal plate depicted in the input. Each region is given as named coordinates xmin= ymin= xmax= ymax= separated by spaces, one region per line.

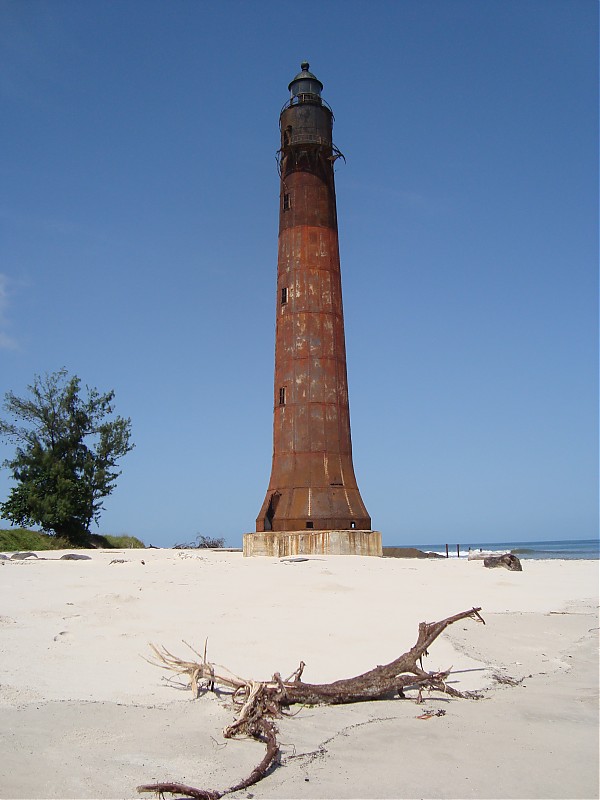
xmin=256 ymin=69 xmax=371 ymax=534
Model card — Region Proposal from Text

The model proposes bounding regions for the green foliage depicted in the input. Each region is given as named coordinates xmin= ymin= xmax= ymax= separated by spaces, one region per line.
xmin=0 ymin=528 xmax=145 ymax=551
xmin=0 ymin=369 xmax=134 ymax=546
xmin=102 ymin=534 xmax=145 ymax=548
xmin=0 ymin=527 xmax=73 ymax=551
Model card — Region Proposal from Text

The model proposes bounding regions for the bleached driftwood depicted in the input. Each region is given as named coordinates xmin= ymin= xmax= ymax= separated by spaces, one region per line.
xmin=138 ymin=606 xmax=485 ymax=799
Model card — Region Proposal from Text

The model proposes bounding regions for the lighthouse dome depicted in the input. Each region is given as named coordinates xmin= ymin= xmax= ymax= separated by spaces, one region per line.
xmin=288 ymin=61 xmax=323 ymax=98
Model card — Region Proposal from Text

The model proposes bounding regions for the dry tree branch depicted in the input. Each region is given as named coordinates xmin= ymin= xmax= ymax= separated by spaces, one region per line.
xmin=137 ymin=606 xmax=484 ymax=799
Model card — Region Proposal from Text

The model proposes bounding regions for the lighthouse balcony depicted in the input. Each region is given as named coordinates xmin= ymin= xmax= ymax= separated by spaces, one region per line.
xmin=284 ymin=132 xmax=332 ymax=147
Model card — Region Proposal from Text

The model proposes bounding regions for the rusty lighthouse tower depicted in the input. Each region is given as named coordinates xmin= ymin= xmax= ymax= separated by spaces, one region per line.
xmin=244 ymin=63 xmax=381 ymax=557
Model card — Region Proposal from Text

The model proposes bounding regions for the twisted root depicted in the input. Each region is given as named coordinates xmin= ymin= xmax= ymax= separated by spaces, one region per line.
xmin=137 ymin=607 xmax=484 ymax=799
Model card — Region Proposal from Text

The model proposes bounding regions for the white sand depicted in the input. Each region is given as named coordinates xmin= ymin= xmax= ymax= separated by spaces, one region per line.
xmin=0 ymin=548 xmax=597 ymax=799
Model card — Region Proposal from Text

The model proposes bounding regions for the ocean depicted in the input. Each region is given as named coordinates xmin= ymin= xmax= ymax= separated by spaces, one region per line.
xmin=403 ymin=538 xmax=599 ymax=560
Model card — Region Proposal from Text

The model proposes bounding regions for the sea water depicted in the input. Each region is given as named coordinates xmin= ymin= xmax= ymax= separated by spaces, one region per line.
xmin=403 ymin=538 xmax=599 ymax=560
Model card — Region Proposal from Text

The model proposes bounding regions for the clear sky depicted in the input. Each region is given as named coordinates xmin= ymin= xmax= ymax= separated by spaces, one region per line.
xmin=0 ymin=0 xmax=597 ymax=547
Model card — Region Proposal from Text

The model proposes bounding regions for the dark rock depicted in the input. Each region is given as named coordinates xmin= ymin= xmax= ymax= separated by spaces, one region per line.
xmin=11 ymin=552 xmax=38 ymax=560
xmin=483 ymin=553 xmax=523 ymax=571
xmin=60 ymin=553 xmax=92 ymax=560
xmin=382 ymin=547 xmax=445 ymax=559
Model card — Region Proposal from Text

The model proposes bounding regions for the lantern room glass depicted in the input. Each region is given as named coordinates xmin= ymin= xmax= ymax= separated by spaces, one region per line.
xmin=290 ymin=78 xmax=321 ymax=98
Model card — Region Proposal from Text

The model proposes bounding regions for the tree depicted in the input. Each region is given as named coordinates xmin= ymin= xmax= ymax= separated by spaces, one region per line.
xmin=0 ymin=369 xmax=134 ymax=545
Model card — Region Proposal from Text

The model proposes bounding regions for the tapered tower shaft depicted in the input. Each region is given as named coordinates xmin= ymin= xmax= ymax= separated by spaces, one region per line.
xmin=256 ymin=63 xmax=370 ymax=533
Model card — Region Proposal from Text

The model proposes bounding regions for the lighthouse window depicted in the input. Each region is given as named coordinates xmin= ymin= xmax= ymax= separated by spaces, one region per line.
xmin=281 ymin=287 xmax=288 ymax=305
xmin=306 ymin=521 xmax=314 ymax=529
xmin=279 ymin=387 xmax=286 ymax=405
xmin=283 ymin=193 xmax=291 ymax=211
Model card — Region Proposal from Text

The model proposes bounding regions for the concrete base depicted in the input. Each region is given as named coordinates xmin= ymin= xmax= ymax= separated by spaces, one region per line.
xmin=243 ymin=530 xmax=382 ymax=558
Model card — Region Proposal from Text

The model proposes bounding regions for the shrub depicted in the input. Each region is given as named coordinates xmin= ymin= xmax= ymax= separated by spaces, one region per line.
xmin=173 ymin=534 xmax=225 ymax=549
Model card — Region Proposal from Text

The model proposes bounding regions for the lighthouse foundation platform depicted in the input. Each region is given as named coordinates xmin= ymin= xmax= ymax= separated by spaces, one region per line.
xmin=243 ymin=530 xmax=382 ymax=558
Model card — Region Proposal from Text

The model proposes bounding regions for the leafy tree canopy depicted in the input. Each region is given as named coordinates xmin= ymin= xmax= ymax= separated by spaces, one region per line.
xmin=0 ymin=369 xmax=134 ymax=545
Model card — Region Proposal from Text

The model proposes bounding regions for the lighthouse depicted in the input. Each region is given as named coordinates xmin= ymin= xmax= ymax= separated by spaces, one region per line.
xmin=244 ymin=63 xmax=381 ymax=557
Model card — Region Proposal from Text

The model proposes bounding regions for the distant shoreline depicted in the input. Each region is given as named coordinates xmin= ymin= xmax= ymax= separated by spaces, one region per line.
xmin=395 ymin=538 xmax=599 ymax=560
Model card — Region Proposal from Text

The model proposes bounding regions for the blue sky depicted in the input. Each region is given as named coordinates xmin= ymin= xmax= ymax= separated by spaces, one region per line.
xmin=0 ymin=0 xmax=597 ymax=547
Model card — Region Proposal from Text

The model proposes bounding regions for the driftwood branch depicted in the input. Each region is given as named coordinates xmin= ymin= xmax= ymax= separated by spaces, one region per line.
xmin=137 ymin=606 xmax=484 ymax=799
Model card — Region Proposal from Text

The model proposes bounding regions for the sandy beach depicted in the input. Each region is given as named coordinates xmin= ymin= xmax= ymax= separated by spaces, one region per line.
xmin=0 ymin=548 xmax=597 ymax=799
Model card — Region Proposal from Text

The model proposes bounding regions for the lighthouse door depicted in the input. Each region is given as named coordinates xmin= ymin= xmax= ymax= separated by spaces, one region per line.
xmin=264 ymin=492 xmax=280 ymax=531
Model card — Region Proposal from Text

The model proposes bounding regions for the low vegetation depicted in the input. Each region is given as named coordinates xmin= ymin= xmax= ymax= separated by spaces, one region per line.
xmin=0 ymin=528 xmax=145 ymax=551
xmin=0 ymin=528 xmax=73 ymax=551
xmin=101 ymin=534 xmax=145 ymax=549
xmin=173 ymin=534 xmax=226 ymax=549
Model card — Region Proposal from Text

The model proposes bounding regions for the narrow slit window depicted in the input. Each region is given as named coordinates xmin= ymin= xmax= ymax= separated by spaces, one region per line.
xmin=351 ymin=521 xmax=356 ymax=529
xmin=283 ymin=193 xmax=290 ymax=211
xmin=281 ymin=287 xmax=288 ymax=305
xmin=306 ymin=521 xmax=314 ymax=529
xmin=279 ymin=387 xmax=286 ymax=406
